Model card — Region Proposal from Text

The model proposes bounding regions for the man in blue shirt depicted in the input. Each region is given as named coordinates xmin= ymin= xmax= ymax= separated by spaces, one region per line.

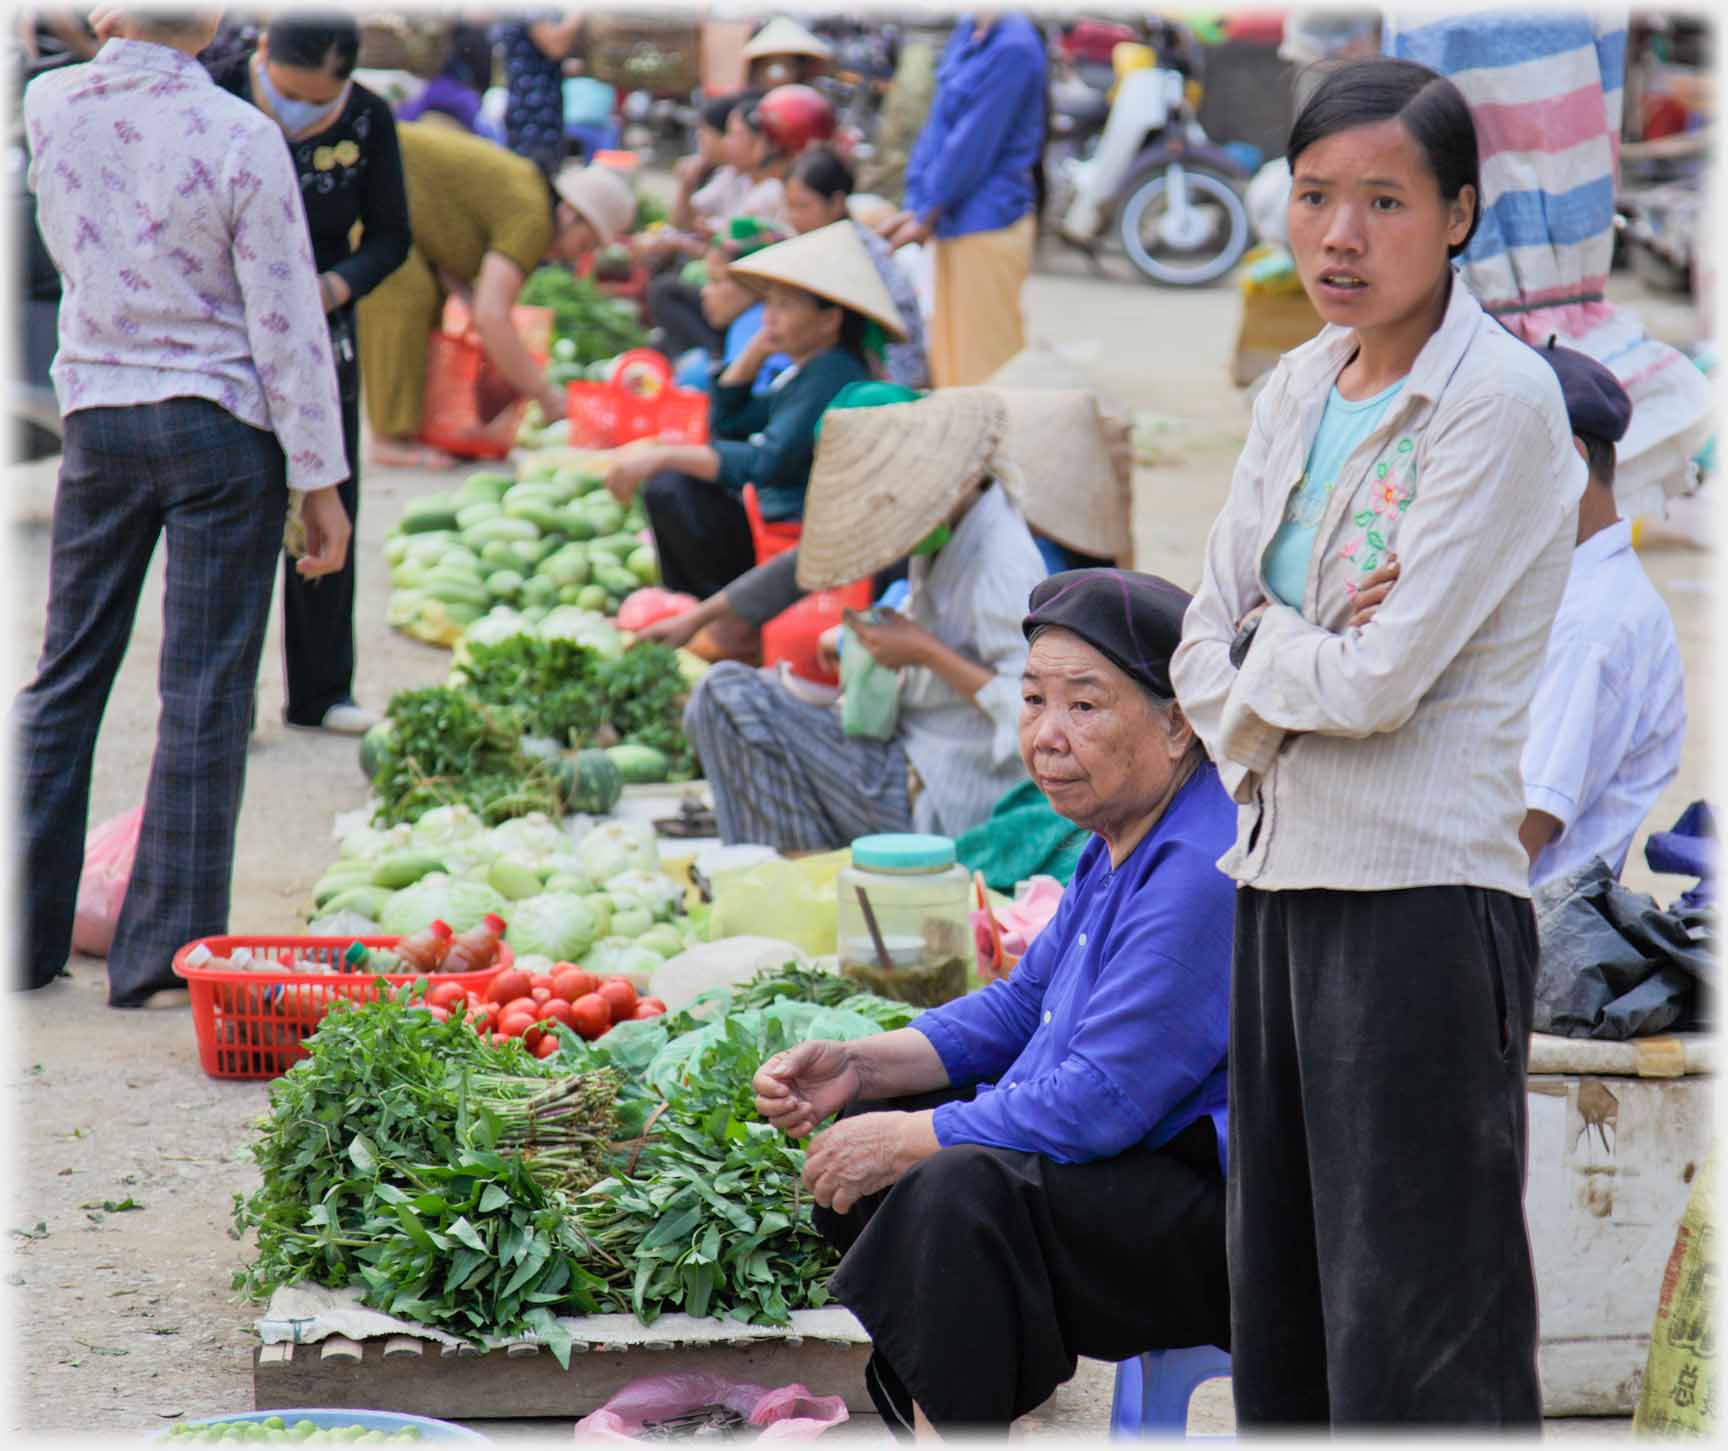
xmin=874 ymin=13 xmax=1046 ymax=386
xmin=754 ymin=570 xmax=1233 ymax=1433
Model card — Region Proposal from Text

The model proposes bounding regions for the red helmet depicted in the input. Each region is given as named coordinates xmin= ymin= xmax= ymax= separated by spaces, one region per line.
xmin=751 ymin=84 xmax=836 ymax=156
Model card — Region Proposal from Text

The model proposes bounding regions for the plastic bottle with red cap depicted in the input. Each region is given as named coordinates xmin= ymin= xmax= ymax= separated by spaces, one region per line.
xmin=396 ymin=919 xmax=455 ymax=973
xmin=442 ymin=913 xmax=508 ymax=974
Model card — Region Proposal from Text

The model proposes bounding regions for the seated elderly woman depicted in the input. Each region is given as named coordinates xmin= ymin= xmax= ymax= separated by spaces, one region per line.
xmin=602 ymin=221 xmax=907 ymax=602
xmin=683 ymin=388 xmax=1088 ymax=849
xmin=752 ymin=570 xmax=1235 ymax=1434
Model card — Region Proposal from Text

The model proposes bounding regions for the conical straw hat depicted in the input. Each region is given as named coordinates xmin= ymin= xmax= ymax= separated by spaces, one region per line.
xmin=795 ymin=391 xmax=1006 ymax=590
xmin=726 ymin=222 xmax=910 ymax=341
xmin=989 ymin=388 xmax=1131 ymax=559
xmin=988 ymin=348 xmax=1133 ymax=559
xmin=742 ymin=17 xmax=833 ymax=61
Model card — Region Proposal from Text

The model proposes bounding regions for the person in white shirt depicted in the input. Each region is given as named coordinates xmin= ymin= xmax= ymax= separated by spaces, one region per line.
xmin=1350 ymin=341 xmax=1686 ymax=889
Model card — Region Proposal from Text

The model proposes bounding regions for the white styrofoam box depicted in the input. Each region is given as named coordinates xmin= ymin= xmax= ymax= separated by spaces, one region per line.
xmin=1526 ymin=1067 xmax=1713 ymax=1415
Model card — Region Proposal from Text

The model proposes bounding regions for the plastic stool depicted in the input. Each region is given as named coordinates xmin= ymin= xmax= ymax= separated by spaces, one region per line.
xmin=1110 ymin=1344 xmax=1232 ymax=1437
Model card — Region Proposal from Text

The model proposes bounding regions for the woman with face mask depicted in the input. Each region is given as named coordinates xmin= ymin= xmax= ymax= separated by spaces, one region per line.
xmin=210 ymin=14 xmax=411 ymax=737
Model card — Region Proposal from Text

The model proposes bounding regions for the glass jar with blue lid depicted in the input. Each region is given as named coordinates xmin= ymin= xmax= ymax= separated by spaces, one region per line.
xmin=837 ymin=834 xmax=971 ymax=1007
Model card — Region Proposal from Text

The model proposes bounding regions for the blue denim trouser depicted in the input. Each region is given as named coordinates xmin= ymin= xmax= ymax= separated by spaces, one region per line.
xmin=14 ymin=398 xmax=287 ymax=1002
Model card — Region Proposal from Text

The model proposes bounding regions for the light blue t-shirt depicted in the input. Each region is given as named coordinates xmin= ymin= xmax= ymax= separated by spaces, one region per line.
xmin=1263 ymin=379 xmax=1403 ymax=611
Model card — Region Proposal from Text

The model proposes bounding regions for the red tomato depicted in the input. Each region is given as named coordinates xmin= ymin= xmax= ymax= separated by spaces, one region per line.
xmin=429 ymin=982 xmax=467 ymax=1012
xmin=571 ymin=993 xmax=612 ymax=1040
xmin=498 ymin=1008 xmax=538 ymax=1039
xmin=631 ymin=1001 xmax=666 ymax=1021
xmin=530 ymin=986 xmax=553 ymax=1005
xmin=597 ymin=978 xmax=637 ymax=1021
xmin=529 ymin=973 xmax=557 ymax=994
xmin=637 ymin=996 xmax=667 ymax=1014
xmin=466 ymin=1004 xmax=496 ymax=1034
xmin=488 ymin=1033 xmax=513 ymax=1049
xmin=427 ymin=1005 xmax=451 ymax=1023
xmin=538 ymin=998 xmax=575 ymax=1029
xmin=553 ymin=967 xmax=597 ymax=1002
xmin=483 ymin=969 xmax=533 ymax=1007
xmin=532 ymin=1033 xmax=560 ymax=1060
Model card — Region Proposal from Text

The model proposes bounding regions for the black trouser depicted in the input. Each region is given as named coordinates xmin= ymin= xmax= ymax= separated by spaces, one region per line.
xmin=1228 ymin=886 xmax=1543 ymax=1430
xmin=640 ymin=470 xmax=757 ymax=601
xmin=647 ymin=272 xmax=724 ymax=359
xmin=815 ymin=1086 xmax=1229 ymax=1434
xmin=280 ymin=329 xmax=359 ymax=725
xmin=13 ymin=399 xmax=288 ymax=1001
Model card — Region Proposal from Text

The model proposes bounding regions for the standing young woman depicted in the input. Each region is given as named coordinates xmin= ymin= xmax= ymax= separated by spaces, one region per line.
xmin=212 ymin=14 xmax=410 ymax=735
xmin=1171 ymin=59 xmax=1584 ymax=1427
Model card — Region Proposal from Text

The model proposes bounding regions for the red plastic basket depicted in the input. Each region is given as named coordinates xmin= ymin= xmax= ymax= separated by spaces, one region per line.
xmin=172 ymin=935 xmax=513 ymax=1081
xmin=564 ymin=350 xmax=710 ymax=450
xmin=420 ymin=332 xmax=524 ymax=461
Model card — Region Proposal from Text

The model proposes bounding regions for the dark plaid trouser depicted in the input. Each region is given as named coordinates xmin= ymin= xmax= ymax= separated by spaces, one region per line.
xmin=14 ymin=398 xmax=288 ymax=1003
xmin=682 ymin=660 xmax=914 ymax=852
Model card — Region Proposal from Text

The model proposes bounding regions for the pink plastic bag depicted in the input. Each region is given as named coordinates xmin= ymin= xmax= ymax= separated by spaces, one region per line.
xmin=971 ymin=876 xmax=1066 ymax=980
xmin=72 ymin=805 xmax=144 ymax=958
xmin=573 ymin=1373 xmax=848 ymax=1443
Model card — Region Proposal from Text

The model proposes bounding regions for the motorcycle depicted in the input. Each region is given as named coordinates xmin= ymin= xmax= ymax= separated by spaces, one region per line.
xmin=1045 ymin=22 xmax=1253 ymax=287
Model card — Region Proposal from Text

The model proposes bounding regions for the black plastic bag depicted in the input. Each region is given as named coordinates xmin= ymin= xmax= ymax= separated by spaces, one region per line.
xmin=1531 ymin=858 xmax=1713 ymax=1040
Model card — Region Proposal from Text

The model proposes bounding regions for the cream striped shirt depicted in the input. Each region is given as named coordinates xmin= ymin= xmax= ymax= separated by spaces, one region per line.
xmin=1171 ymin=276 xmax=1587 ymax=896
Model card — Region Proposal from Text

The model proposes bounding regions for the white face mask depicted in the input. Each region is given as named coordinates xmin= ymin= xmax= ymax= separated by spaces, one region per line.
xmin=255 ymin=57 xmax=349 ymax=136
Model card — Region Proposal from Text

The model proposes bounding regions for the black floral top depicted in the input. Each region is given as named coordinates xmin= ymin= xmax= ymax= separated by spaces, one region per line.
xmin=212 ymin=57 xmax=411 ymax=304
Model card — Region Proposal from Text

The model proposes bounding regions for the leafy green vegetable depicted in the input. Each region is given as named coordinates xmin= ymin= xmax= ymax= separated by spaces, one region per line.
xmin=230 ymin=993 xmax=622 ymax=1366
xmin=371 ymin=688 xmax=563 ymax=827
xmin=518 ymin=266 xmax=647 ymax=365
xmin=458 ymin=635 xmax=608 ymax=747
xmin=601 ymin=642 xmax=698 ymax=777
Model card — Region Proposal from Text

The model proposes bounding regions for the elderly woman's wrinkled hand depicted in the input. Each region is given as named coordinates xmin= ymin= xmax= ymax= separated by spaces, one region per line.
xmin=753 ymin=1039 xmax=861 ymax=1139
xmin=803 ymin=1112 xmax=931 ymax=1215
xmin=847 ymin=609 xmax=936 ymax=671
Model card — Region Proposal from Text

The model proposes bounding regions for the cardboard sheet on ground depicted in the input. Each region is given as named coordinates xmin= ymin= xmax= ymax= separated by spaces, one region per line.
xmin=256 ymin=1283 xmax=869 ymax=1352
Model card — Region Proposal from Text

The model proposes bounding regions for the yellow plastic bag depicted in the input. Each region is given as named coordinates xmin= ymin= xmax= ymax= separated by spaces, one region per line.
xmin=709 ymin=850 xmax=850 ymax=958
xmin=1635 ymin=1147 xmax=1716 ymax=1435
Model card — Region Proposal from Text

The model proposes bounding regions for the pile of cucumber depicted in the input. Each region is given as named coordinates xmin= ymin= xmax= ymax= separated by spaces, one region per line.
xmin=385 ymin=464 xmax=657 ymax=646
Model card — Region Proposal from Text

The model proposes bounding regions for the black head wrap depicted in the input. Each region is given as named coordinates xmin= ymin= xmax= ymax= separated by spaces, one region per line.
xmin=1022 ymin=569 xmax=1193 ymax=700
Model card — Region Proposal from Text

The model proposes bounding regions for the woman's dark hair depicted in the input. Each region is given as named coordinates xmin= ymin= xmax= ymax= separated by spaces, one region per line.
xmin=266 ymin=14 xmax=361 ymax=79
xmin=788 ymin=147 xmax=855 ymax=201
xmin=1286 ymin=57 xmax=1481 ymax=259
xmin=1577 ymin=433 xmax=1617 ymax=491
xmin=733 ymin=89 xmax=771 ymax=132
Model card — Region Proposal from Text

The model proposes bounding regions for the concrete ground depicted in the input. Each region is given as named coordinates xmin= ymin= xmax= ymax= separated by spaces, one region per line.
xmin=7 ymin=240 xmax=1705 ymax=1442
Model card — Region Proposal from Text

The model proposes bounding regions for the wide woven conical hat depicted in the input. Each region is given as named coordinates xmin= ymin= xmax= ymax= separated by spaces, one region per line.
xmin=986 ymin=350 xmax=1133 ymax=558
xmin=795 ymin=391 xmax=1006 ymax=590
xmin=989 ymin=388 xmax=1131 ymax=559
xmin=726 ymin=222 xmax=909 ymax=340
xmin=742 ymin=17 xmax=833 ymax=61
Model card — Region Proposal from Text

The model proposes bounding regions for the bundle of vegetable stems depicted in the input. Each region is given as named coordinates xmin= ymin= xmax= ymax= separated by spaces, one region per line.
xmin=466 ymin=1068 xmax=622 ymax=1192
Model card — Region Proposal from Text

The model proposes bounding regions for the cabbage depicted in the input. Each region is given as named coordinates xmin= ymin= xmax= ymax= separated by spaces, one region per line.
xmin=576 ymin=821 xmax=659 ymax=881
xmin=512 ymin=954 xmax=558 ymax=978
xmin=503 ymin=893 xmax=600 ymax=962
xmin=542 ymin=872 xmax=597 ymax=896
xmin=585 ymin=937 xmax=664 ymax=982
xmin=463 ymin=607 xmax=533 ymax=649
xmin=488 ymin=814 xmax=569 ymax=864
xmin=337 ymin=824 xmax=397 ymax=862
xmin=410 ymin=805 xmax=487 ymax=852
xmin=604 ymin=870 xmax=684 ymax=921
xmin=537 ymin=607 xmax=623 ymax=658
xmin=378 ymin=874 xmax=509 ymax=935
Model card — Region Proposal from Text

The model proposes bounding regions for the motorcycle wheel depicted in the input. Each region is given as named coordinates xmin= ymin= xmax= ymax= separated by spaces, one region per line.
xmin=1118 ymin=165 xmax=1251 ymax=287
